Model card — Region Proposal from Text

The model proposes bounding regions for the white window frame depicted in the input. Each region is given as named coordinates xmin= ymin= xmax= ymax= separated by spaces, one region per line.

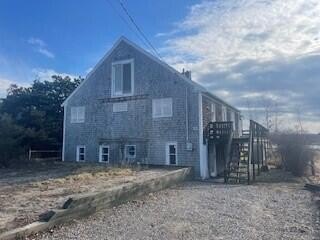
xmin=166 ymin=142 xmax=178 ymax=165
xmin=112 ymin=102 xmax=128 ymax=112
xmin=71 ymin=106 xmax=85 ymax=123
xmin=210 ymin=103 xmax=216 ymax=122
xmin=99 ymin=145 xmax=110 ymax=163
xmin=76 ymin=145 xmax=86 ymax=162
xmin=125 ymin=145 xmax=136 ymax=159
xmin=222 ymin=106 xmax=227 ymax=121
xmin=152 ymin=98 xmax=173 ymax=118
xmin=111 ymin=59 xmax=134 ymax=97
xmin=230 ymin=111 xmax=236 ymax=130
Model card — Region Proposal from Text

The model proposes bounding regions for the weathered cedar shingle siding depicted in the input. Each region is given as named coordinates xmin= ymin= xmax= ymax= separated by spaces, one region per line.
xmin=63 ymin=38 xmax=241 ymax=178
xmin=64 ymin=40 xmax=201 ymax=175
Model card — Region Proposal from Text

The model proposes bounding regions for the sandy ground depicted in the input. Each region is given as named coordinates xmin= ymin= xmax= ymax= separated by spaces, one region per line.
xmin=0 ymin=162 xmax=168 ymax=233
xmin=37 ymin=169 xmax=320 ymax=240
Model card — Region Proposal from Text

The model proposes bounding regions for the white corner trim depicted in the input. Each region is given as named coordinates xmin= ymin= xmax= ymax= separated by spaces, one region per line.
xmin=62 ymin=105 xmax=66 ymax=161
xmin=199 ymin=93 xmax=209 ymax=179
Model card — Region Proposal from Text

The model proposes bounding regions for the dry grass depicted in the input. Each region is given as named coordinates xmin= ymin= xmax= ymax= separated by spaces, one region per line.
xmin=0 ymin=161 xmax=166 ymax=234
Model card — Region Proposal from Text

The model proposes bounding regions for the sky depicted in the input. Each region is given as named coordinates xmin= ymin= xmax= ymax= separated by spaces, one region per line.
xmin=0 ymin=0 xmax=320 ymax=133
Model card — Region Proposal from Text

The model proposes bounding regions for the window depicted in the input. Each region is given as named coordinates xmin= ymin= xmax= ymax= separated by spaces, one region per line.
xmin=99 ymin=145 xmax=109 ymax=162
xmin=71 ymin=106 xmax=85 ymax=123
xmin=152 ymin=98 xmax=173 ymax=118
xmin=112 ymin=59 xmax=134 ymax=97
xmin=125 ymin=145 xmax=136 ymax=159
xmin=230 ymin=111 xmax=236 ymax=130
xmin=76 ymin=145 xmax=85 ymax=162
xmin=166 ymin=142 xmax=177 ymax=165
xmin=222 ymin=106 xmax=227 ymax=121
xmin=113 ymin=102 xmax=128 ymax=112
xmin=211 ymin=103 xmax=216 ymax=122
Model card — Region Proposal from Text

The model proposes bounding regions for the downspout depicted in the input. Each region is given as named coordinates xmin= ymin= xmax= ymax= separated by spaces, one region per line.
xmin=185 ymin=87 xmax=189 ymax=142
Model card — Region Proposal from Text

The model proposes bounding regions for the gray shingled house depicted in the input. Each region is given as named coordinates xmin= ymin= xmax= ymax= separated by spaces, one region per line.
xmin=61 ymin=37 xmax=241 ymax=179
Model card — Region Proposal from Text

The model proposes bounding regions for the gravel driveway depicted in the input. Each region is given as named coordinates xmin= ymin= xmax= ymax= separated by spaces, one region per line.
xmin=38 ymin=171 xmax=319 ymax=240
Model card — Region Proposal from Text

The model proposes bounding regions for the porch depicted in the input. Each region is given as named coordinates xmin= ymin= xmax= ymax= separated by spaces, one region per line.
xmin=204 ymin=120 xmax=269 ymax=184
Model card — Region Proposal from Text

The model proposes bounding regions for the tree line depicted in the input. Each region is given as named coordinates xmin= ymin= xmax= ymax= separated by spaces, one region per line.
xmin=0 ymin=75 xmax=82 ymax=167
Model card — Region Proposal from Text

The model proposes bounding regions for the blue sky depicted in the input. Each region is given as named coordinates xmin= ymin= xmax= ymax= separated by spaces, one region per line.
xmin=0 ymin=0 xmax=197 ymax=82
xmin=1 ymin=0 xmax=320 ymax=132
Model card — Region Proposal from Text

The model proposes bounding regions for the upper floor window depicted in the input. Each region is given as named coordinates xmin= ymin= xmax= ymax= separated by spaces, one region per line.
xmin=71 ymin=106 xmax=85 ymax=123
xmin=152 ymin=98 xmax=173 ymax=118
xmin=210 ymin=103 xmax=216 ymax=122
xmin=230 ymin=111 xmax=236 ymax=130
xmin=222 ymin=106 xmax=227 ymax=121
xmin=112 ymin=59 xmax=134 ymax=97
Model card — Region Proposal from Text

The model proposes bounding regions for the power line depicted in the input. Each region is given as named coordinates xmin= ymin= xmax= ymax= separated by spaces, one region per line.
xmin=105 ymin=0 xmax=151 ymax=51
xmin=117 ymin=0 xmax=162 ymax=59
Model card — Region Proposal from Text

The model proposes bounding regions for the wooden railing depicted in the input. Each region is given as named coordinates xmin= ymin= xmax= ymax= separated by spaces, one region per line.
xmin=206 ymin=121 xmax=233 ymax=142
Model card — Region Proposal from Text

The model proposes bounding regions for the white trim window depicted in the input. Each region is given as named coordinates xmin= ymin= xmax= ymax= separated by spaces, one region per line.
xmin=152 ymin=98 xmax=173 ymax=118
xmin=166 ymin=142 xmax=177 ymax=165
xmin=210 ymin=103 xmax=216 ymax=122
xmin=76 ymin=145 xmax=85 ymax=162
xmin=112 ymin=59 xmax=134 ymax=97
xmin=125 ymin=145 xmax=136 ymax=159
xmin=230 ymin=111 xmax=236 ymax=130
xmin=222 ymin=106 xmax=227 ymax=121
xmin=71 ymin=106 xmax=85 ymax=123
xmin=99 ymin=145 xmax=109 ymax=163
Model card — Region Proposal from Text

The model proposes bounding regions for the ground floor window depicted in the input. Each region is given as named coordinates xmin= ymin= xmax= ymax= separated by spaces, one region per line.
xmin=76 ymin=145 xmax=85 ymax=162
xmin=125 ymin=145 xmax=136 ymax=159
xmin=166 ymin=142 xmax=177 ymax=165
xmin=99 ymin=145 xmax=109 ymax=162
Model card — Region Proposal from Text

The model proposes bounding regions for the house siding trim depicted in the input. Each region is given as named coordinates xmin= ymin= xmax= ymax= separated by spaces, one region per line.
xmin=198 ymin=93 xmax=209 ymax=179
xmin=62 ymin=105 xmax=66 ymax=162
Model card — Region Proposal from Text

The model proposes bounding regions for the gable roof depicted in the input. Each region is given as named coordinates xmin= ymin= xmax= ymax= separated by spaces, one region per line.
xmin=62 ymin=36 xmax=239 ymax=112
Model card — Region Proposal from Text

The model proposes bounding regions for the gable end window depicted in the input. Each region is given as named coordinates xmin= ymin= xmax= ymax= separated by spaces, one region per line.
xmin=152 ymin=98 xmax=173 ymax=118
xmin=71 ymin=106 xmax=85 ymax=123
xmin=112 ymin=59 xmax=134 ymax=97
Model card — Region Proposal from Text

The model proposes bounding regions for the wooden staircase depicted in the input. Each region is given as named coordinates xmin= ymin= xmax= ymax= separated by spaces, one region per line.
xmin=225 ymin=137 xmax=251 ymax=184
xmin=206 ymin=120 xmax=269 ymax=184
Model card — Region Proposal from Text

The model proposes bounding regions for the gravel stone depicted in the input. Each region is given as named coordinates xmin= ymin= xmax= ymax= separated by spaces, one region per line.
xmin=37 ymin=172 xmax=319 ymax=240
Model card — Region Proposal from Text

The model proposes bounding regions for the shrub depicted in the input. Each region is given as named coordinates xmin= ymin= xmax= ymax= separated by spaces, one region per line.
xmin=0 ymin=114 xmax=26 ymax=167
xmin=271 ymin=133 xmax=315 ymax=176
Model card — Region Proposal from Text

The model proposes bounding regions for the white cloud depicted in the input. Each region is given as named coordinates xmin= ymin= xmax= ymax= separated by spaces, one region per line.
xmin=160 ymin=0 xmax=320 ymax=132
xmin=28 ymin=37 xmax=55 ymax=59
xmin=0 ymin=77 xmax=14 ymax=97
xmin=32 ymin=68 xmax=78 ymax=81
xmin=0 ymin=77 xmax=29 ymax=98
